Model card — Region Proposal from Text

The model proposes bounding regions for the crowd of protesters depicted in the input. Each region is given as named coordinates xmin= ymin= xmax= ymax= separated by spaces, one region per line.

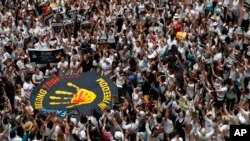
xmin=0 ymin=0 xmax=250 ymax=141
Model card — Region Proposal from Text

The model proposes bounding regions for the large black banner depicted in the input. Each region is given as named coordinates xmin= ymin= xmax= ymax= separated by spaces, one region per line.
xmin=28 ymin=48 xmax=65 ymax=64
xmin=30 ymin=72 xmax=118 ymax=118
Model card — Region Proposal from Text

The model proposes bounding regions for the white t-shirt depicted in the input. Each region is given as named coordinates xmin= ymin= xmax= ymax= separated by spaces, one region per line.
xmin=10 ymin=136 xmax=22 ymax=141
xmin=138 ymin=4 xmax=145 ymax=12
xmin=45 ymin=67 xmax=57 ymax=77
xmin=23 ymin=81 xmax=34 ymax=98
xmin=171 ymin=137 xmax=183 ymax=141
xmin=206 ymin=0 xmax=213 ymax=7
xmin=116 ymin=73 xmax=125 ymax=88
xmin=32 ymin=71 xmax=44 ymax=83
xmin=223 ymin=0 xmax=230 ymax=7
xmin=167 ymin=38 xmax=177 ymax=49
xmin=88 ymin=116 xmax=98 ymax=127
xmin=218 ymin=123 xmax=230 ymax=137
xmin=34 ymin=41 xmax=49 ymax=49
xmin=197 ymin=129 xmax=214 ymax=141
xmin=195 ymin=2 xmax=204 ymax=13
xmin=243 ymin=10 xmax=250 ymax=20
xmin=132 ymin=46 xmax=141 ymax=58
xmin=163 ymin=118 xmax=174 ymax=134
xmin=101 ymin=61 xmax=112 ymax=72
xmin=57 ymin=61 xmax=69 ymax=75
xmin=187 ymin=83 xmax=195 ymax=98
xmin=44 ymin=127 xmax=53 ymax=137
xmin=122 ymin=119 xmax=139 ymax=132
xmin=79 ymin=130 xmax=86 ymax=140
xmin=138 ymin=58 xmax=148 ymax=72
xmin=232 ymin=0 xmax=239 ymax=11
xmin=216 ymin=86 xmax=228 ymax=101
xmin=178 ymin=46 xmax=186 ymax=60
xmin=15 ymin=91 xmax=25 ymax=110
xmin=70 ymin=61 xmax=80 ymax=74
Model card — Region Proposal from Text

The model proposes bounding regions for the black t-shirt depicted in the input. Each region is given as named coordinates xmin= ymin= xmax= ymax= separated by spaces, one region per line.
xmin=81 ymin=60 xmax=93 ymax=72
xmin=116 ymin=17 xmax=124 ymax=33
xmin=142 ymin=81 xmax=151 ymax=95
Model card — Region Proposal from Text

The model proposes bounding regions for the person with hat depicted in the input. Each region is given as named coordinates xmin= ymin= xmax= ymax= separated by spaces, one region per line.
xmin=19 ymin=117 xmax=37 ymax=141
xmin=22 ymin=121 xmax=34 ymax=133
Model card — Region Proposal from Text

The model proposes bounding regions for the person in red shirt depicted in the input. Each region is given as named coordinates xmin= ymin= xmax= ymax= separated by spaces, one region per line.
xmin=173 ymin=14 xmax=182 ymax=32
xmin=102 ymin=116 xmax=113 ymax=141
xmin=42 ymin=2 xmax=51 ymax=15
xmin=174 ymin=22 xmax=182 ymax=32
